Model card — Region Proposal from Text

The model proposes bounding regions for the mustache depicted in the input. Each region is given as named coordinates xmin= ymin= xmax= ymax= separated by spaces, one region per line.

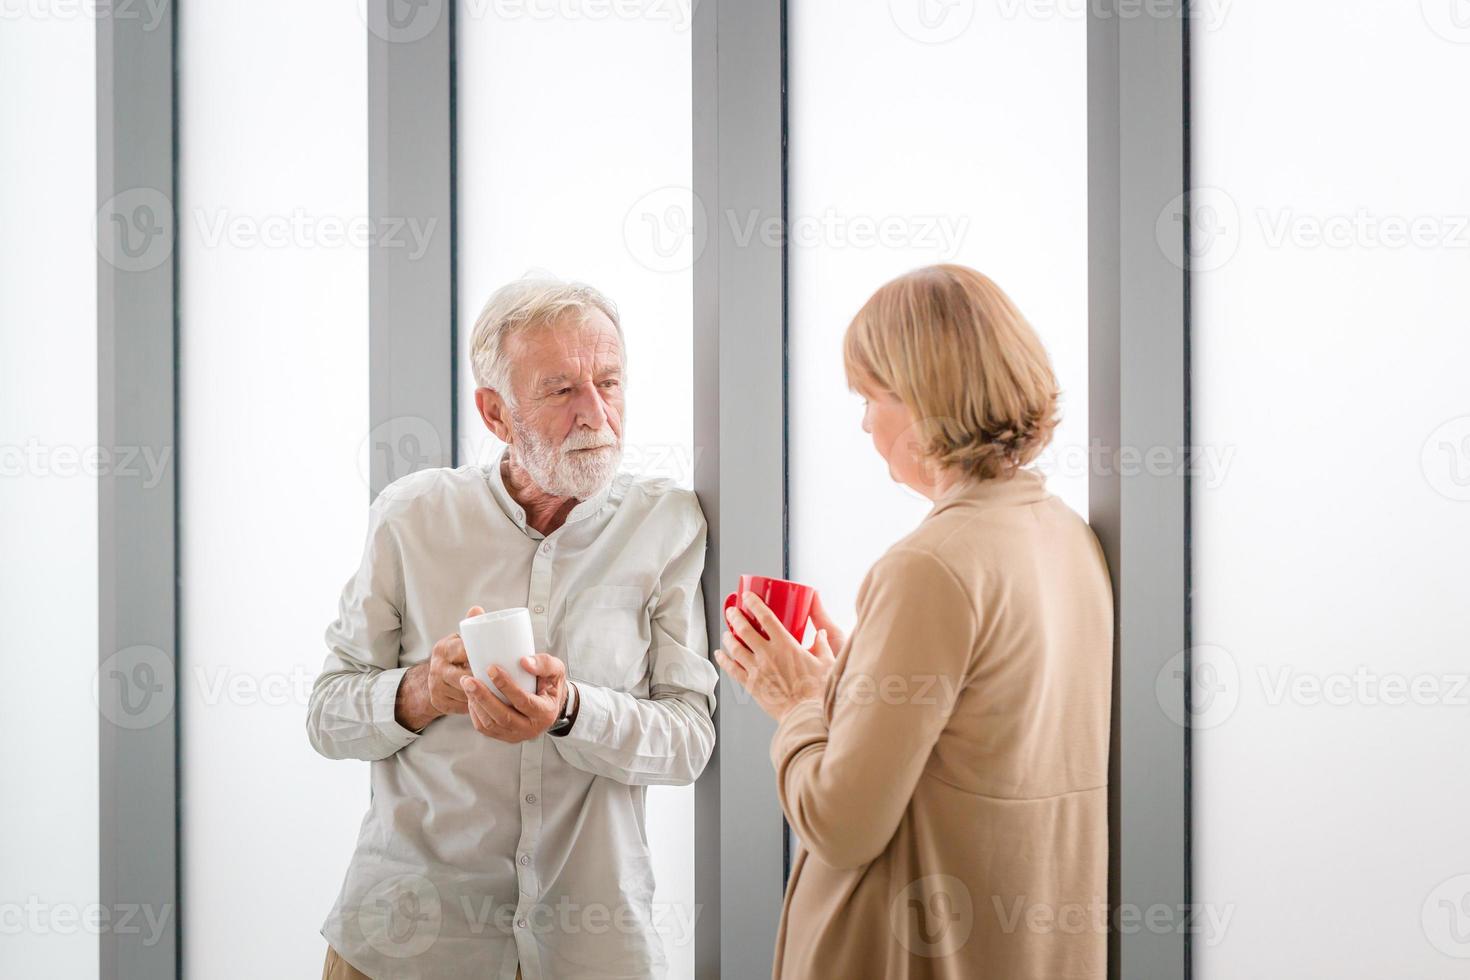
xmin=560 ymin=429 xmax=618 ymax=454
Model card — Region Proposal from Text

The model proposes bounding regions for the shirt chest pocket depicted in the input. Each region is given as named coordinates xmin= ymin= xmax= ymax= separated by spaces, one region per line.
xmin=566 ymin=585 xmax=653 ymax=692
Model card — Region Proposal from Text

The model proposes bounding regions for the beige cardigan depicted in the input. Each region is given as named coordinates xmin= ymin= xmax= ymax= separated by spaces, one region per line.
xmin=770 ymin=470 xmax=1113 ymax=980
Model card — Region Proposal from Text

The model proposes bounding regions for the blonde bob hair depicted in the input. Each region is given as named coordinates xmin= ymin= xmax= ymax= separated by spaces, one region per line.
xmin=843 ymin=264 xmax=1059 ymax=482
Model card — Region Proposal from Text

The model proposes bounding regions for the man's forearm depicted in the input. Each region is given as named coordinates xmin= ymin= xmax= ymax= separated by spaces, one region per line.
xmin=394 ymin=662 xmax=442 ymax=733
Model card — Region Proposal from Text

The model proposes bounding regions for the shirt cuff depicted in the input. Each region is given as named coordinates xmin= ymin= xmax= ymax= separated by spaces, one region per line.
xmin=770 ymin=698 xmax=827 ymax=770
xmin=371 ymin=666 xmax=426 ymax=748
xmin=550 ymin=681 xmax=615 ymax=748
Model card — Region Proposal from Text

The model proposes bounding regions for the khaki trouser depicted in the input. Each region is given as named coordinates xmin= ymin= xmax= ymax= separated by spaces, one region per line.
xmin=322 ymin=946 xmax=521 ymax=979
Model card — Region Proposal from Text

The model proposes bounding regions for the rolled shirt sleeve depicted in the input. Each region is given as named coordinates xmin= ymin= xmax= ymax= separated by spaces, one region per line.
xmin=551 ymin=502 xmax=718 ymax=785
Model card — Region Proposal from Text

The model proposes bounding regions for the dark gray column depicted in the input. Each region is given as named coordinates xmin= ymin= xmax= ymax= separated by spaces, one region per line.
xmin=95 ymin=2 xmax=178 ymax=977
xmin=366 ymin=0 xmax=456 ymax=495
xmin=692 ymin=0 xmax=788 ymax=976
xmin=1088 ymin=2 xmax=1190 ymax=978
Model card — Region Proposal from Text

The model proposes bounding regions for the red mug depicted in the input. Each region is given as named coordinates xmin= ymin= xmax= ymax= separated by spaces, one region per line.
xmin=723 ymin=574 xmax=817 ymax=647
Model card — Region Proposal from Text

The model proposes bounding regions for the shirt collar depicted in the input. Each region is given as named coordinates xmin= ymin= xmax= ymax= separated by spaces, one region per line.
xmin=483 ymin=445 xmax=619 ymax=537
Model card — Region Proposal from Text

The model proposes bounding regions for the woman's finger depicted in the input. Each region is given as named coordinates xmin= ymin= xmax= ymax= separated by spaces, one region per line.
xmin=724 ymin=602 xmax=764 ymax=650
xmin=809 ymin=628 xmax=837 ymax=668
xmin=721 ymin=630 xmax=758 ymax=675
xmin=741 ymin=592 xmax=796 ymax=648
xmin=714 ymin=650 xmax=748 ymax=683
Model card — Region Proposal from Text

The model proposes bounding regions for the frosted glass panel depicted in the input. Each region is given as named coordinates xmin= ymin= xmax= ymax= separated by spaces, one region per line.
xmin=0 ymin=14 xmax=98 ymax=980
xmin=456 ymin=6 xmax=697 ymax=975
xmin=1192 ymin=4 xmax=1470 ymax=976
xmin=178 ymin=2 xmax=370 ymax=976
xmin=787 ymin=2 xmax=1089 ymax=626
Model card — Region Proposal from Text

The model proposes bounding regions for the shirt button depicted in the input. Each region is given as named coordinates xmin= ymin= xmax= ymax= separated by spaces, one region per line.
xmin=525 ymin=793 xmax=537 ymax=805
xmin=517 ymin=918 xmax=528 ymax=929
xmin=540 ymin=543 xmax=551 ymax=554
xmin=532 ymin=604 xmax=544 ymax=614
xmin=519 ymin=854 xmax=531 ymax=866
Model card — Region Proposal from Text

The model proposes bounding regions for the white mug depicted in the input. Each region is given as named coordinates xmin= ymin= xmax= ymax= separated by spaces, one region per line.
xmin=459 ymin=607 xmax=538 ymax=704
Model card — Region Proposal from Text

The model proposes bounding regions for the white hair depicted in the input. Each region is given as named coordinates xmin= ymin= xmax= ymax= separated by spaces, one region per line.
xmin=469 ymin=275 xmax=623 ymax=405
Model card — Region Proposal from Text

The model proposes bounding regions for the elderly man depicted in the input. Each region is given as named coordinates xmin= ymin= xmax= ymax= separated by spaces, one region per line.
xmin=307 ymin=278 xmax=717 ymax=980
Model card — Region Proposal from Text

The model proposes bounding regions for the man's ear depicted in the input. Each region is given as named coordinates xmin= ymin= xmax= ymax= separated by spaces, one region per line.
xmin=475 ymin=387 xmax=514 ymax=444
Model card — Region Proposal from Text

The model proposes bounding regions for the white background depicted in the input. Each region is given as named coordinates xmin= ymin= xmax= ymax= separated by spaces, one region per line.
xmin=179 ymin=2 xmax=372 ymax=976
xmin=787 ymin=0 xmax=1089 ymax=627
xmin=1192 ymin=1 xmax=1470 ymax=974
xmin=0 ymin=11 xmax=99 ymax=979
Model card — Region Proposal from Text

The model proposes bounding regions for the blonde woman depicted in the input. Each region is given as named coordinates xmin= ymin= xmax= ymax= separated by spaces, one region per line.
xmin=717 ymin=264 xmax=1112 ymax=979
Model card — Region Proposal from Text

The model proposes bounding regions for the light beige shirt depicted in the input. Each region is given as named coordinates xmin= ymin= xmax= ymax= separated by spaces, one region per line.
xmin=770 ymin=470 xmax=1112 ymax=980
xmin=308 ymin=453 xmax=717 ymax=980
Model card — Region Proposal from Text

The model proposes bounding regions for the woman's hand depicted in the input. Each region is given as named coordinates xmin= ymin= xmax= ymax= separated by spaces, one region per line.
xmin=809 ymin=591 xmax=848 ymax=659
xmin=716 ymin=591 xmax=837 ymax=722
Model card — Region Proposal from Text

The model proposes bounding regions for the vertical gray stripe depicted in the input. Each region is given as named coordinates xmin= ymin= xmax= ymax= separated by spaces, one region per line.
xmin=1089 ymin=2 xmax=1190 ymax=978
xmin=693 ymin=0 xmax=789 ymax=976
xmin=366 ymin=0 xmax=455 ymax=499
xmin=96 ymin=1 xmax=179 ymax=976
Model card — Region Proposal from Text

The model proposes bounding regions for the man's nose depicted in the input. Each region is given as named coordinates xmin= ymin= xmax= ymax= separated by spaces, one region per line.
xmin=569 ymin=382 xmax=610 ymax=428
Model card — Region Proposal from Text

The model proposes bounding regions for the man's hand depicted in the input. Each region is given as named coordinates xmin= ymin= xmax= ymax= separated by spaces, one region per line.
xmin=394 ymin=606 xmax=481 ymax=732
xmin=460 ymin=653 xmax=572 ymax=743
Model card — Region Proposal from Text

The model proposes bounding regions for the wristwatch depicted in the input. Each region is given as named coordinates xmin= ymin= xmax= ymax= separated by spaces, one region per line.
xmin=548 ymin=682 xmax=579 ymax=737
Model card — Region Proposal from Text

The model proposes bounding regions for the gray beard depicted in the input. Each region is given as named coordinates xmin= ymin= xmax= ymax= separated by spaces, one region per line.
xmin=509 ymin=415 xmax=622 ymax=500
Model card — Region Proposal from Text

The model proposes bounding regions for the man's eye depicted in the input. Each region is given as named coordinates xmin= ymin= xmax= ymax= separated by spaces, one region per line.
xmin=600 ymin=379 xmax=620 ymax=389
xmin=555 ymin=388 xmax=573 ymax=396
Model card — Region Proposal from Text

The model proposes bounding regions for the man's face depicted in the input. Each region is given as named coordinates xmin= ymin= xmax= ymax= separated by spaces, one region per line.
xmin=502 ymin=311 xmax=625 ymax=499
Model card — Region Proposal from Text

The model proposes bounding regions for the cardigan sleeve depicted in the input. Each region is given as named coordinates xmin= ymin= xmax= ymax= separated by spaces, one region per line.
xmin=770 ymin=546 xmax=979 ymax=870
